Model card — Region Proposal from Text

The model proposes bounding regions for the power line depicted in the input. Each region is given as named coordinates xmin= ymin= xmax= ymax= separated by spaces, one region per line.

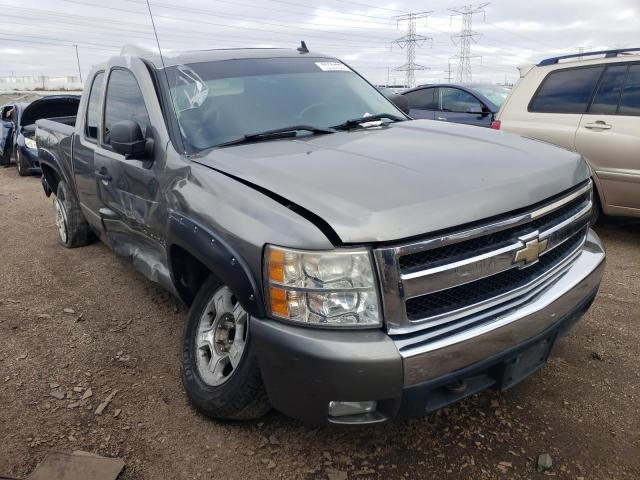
xmin=55 ymin=0 xmax=395 ymax=44
xmin=392 ymin=12 xmax=432 ymax=88
xmin=327 ymin=0 xmax=406 ymax=14
xmin=0 ymin=12 xmax=393 ymax=52
xmin=449 ymin=3 xmax=489 ymax=83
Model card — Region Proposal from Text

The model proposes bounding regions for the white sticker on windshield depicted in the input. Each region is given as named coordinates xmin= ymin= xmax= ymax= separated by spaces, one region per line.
xmin=315 ymin=62 xmax=350 ymax=72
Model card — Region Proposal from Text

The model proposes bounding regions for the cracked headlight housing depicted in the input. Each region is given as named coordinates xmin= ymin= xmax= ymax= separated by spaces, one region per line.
xmin=264 ymin=245 xmax=381 ymax=328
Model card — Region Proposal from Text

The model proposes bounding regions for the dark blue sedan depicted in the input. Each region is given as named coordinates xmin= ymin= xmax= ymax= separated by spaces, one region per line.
xmin=1 ymin=96 xmax=79 ymax=176
xmin=402 ymin=83 xmax=510 ymax=127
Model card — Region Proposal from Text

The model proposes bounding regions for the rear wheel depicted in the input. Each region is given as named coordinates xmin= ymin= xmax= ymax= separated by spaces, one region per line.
xmin=181 ymin=276 xmax=271 ymax=420
xmin=54 ymin=181 xmax=91 ymax=248
xmin=16 ymin=149 xmax=30 ymax=176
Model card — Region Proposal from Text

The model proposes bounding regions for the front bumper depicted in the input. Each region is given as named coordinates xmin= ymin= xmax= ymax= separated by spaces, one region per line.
xmin=253 ymin=230 xmax=605 ymax=425
xmin=18 ymin=145 xmax=41 ymax=174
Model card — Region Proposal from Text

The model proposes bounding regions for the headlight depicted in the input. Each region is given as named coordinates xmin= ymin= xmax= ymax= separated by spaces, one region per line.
xmin=24 ymin=137 xmax=37 ymax=149
xmin=264 ymin=245 xmax=381 ymax=327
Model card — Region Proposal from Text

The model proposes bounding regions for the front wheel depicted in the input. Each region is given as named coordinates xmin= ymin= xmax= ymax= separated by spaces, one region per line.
xmin=181 ymin=276 xmax=271 ymax=420
xmin=16 ymin=149 xmax=30 ymax=176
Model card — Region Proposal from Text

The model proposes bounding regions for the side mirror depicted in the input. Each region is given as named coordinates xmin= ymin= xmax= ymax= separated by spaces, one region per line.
xmin=390 ymin=94 xmax=410 ymax=115
xmin=467 ymin=105 xmax=490 ymax=116
xmin=110 ymin=120 xmax=150 ymax=159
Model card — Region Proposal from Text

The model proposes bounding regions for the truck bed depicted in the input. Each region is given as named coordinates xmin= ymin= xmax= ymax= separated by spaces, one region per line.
xmin=36 ymin=118 xmax=76 ymax=186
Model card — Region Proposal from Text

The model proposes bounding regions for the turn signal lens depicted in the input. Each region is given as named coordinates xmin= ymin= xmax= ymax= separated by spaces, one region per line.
xmin=268 ymin=249 xmax=285 ymax=283
xmin=269 ymin=286 xmax=289 ymax=317
xmin=490 ymin=120 xmax=501 ymax=130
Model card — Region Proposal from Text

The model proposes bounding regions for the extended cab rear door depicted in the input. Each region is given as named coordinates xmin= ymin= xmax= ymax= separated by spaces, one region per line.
xmin=93 ymin=66 xmax=166 ymax=263
xmin=576 ymin=62 xmax=640 ymax=214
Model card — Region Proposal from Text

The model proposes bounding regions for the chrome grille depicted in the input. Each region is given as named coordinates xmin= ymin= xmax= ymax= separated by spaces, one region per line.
xmin=374 ymin=180 xmax=592 ymax=335
xmin=405 ymin=231 xmax=585 ymax=320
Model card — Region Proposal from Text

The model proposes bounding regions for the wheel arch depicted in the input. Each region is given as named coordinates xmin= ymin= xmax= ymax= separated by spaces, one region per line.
xmin=166 ymin=212 xmax=265 ymax=317
xmin=40 ymin=163 xmax=60 ymax=197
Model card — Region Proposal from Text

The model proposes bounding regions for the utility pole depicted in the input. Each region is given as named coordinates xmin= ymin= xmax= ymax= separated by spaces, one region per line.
xmin=571 ymin=46 xmax=586 ymax=60
xmin=391 ymin=12 xmax=432 ymax=88
xmin=74 ymin=45 xmax=83 ymax=83
xmin=449 ymin=3 xmax=489 ymax=83
xmin=446 ymin=62 xmax=453 ymax=82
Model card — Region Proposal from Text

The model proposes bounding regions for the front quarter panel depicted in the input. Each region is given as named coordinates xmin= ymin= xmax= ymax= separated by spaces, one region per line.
xmin=164 ymin=150 xmax=335 ymax=313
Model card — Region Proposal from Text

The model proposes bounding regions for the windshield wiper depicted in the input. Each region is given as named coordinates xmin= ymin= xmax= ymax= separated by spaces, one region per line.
xmin=331 ymin=113 xmax=406 ymax=131
xmin=216 ymin=125 xmax=335 ymax=148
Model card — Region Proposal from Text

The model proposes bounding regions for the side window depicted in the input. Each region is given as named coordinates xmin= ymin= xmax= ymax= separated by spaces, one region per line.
xmin=85 ymin=72 xmax=105 ymax=141
xmin=404 ymin=88 xmax=436 ymax=110
xmin=103 ymin=69 xmax=151 ymax=148
xmin=439 ymin=87 xmax=483 ymax=113
xmin=530 ymin=66 xmax=603 ymax=113
xmin=589 ymin=65 xmax=628 ymax=115
xmin=619 ymin=64 xmax=640 ymax=116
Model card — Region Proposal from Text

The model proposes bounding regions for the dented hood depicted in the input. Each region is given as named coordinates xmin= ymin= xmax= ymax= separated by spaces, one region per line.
xmin=195 ymin=120 xmax=590 ymax=243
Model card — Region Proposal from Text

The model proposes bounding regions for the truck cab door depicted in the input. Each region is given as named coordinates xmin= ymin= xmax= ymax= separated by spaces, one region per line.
xmin=575 ymin=63 xmax=640 ymax=215
xmin=93 ymin=68 xmax=166 ymax=276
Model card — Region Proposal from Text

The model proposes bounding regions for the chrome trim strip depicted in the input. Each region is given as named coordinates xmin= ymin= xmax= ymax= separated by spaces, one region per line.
xmin=401 ymin=242 xmax=523 ymax=298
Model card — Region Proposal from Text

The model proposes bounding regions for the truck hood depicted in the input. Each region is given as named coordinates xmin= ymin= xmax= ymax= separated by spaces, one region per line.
xmin=194 ymin=120 xmax=590 ymax=243
xmin=20 ymin=95 xmax=80 ymax=127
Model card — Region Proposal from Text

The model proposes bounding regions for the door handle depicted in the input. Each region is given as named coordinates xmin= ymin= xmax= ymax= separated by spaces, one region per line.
xmin=584 ymin=121 xmax=612 ymax=130
xmin=96 ymin=168 xmax=112 ymax=182
xmin=437 ymin=116 xmax=447 ymax=121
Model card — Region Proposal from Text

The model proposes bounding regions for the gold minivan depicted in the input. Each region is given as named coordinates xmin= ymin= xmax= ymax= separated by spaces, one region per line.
xmin=493 ymin=48 xmax=640 ymax=220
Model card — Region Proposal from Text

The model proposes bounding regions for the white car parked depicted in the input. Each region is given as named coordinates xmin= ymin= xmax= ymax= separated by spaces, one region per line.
xmin=493 ymin=48 xmax=640 ymax=220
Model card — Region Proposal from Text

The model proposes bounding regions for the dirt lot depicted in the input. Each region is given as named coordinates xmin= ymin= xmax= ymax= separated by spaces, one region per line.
xmin=1 ymin=167 xmax=639 ymax=480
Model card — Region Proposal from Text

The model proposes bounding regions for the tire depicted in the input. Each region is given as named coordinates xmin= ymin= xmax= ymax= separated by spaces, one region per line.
xmin=181 ymin=275 xmax=271 ymax=420
xmin=54 ymin=180 xmax=91 ymax=248
xmin=16 ymin=149 xmax=30 ymax=176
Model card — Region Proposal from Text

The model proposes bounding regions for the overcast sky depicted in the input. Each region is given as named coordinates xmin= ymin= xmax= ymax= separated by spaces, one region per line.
xmin=0 ymin=0 xmax=638 ymax=86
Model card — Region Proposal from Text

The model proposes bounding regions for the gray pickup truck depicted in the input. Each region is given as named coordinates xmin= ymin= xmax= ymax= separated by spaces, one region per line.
xmin=35 ymin=47 xmax=605 ymax=425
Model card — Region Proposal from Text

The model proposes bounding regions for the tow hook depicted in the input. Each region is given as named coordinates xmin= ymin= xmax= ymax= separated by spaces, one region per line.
xmin=445 ymin=379 xmax=468 ymax=394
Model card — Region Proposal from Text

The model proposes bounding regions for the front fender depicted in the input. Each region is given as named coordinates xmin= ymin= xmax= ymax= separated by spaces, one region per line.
xmin=166 ymin=212 xmax=265 ymax=317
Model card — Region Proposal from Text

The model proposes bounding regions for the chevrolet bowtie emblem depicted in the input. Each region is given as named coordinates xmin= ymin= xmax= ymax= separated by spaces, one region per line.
xmin=514 ymin=236 xmax=548 ymax=265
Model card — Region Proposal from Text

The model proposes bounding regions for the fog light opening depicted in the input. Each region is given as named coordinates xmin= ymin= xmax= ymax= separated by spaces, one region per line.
xmin=328 ymin=400 xmax=378 ymax=418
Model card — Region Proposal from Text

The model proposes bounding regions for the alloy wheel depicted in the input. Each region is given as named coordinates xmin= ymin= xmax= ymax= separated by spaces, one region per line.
xmin=195 ymin=286 xmax=248 ymax=386
xmin=53 ymin=198 xmax=69 ymax=244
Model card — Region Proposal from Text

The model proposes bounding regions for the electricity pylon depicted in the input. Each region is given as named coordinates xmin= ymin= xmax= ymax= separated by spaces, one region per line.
xmin=449 ymin=3 xmax=489 ymax=83
xmin=392 ymin=12 xmax=432 ymax=88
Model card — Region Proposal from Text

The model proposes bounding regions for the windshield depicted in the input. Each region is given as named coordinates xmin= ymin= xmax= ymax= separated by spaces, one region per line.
xmin=164 ymin=57 xmax=404 ymax=152
xmin=471 ymin=85 xmax=511 ymax=107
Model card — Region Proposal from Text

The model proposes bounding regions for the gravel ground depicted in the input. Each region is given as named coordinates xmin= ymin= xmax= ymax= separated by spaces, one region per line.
xmin=1 ymin=167 xmax=639 ymax=480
